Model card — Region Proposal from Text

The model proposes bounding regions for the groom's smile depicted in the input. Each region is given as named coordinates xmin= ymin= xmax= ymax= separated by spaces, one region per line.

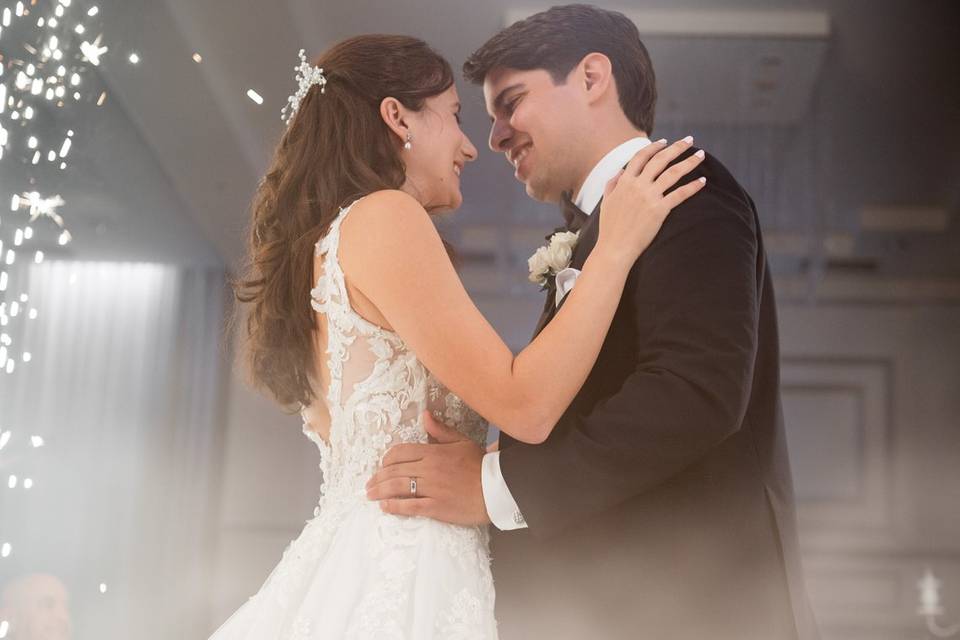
xmin=508 ymin=143 xmax=533 ymax=179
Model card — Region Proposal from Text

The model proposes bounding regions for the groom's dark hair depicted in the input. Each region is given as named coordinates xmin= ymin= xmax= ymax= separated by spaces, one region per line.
xmin=463 ymin=4 xmax=657 ymax=133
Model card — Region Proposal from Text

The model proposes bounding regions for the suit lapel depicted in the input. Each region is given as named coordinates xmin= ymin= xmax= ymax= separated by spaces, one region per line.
xmin=569 ymin=199 xmax=602 ymax=269
xmin=531 ymin=285 xmax=557 ymax=338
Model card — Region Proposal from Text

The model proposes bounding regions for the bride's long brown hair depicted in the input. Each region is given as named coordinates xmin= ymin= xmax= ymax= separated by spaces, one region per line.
xmin=232 ymin=35 xmax=454 ymax=409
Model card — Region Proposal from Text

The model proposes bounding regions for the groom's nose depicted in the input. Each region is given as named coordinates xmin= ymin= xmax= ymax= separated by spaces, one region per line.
xmin=488 ymin=117 xmax=513 ymax=152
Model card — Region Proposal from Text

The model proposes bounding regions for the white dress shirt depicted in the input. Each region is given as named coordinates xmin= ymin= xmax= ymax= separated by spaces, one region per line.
xmin=481 ymin=136 xmax=653 ymax=531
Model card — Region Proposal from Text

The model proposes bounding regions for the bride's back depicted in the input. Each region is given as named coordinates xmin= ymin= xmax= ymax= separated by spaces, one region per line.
xmin=300 ymin=200 xmax=487 ymax=503
xmin=301 ymin=204 xmax=399 ymax=443
xmin=301 ymin=199 xmax=427 ymax=445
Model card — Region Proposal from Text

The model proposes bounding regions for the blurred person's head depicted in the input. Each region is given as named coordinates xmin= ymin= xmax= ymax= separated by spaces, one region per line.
xmin=464 ymin=4 xmax=657 ymax=203
xmin=235 ymin=34 xmax=477 ymax=409
xmin=0 ymin=573 xmax=72 ymax=640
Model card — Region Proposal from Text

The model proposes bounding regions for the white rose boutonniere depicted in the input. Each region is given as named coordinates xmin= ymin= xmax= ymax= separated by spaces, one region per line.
xmin=527 ymin=230 xmax=579 ymax=289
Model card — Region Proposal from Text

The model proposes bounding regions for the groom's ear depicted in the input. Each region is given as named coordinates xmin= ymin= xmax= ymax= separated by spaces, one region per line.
xmin=379 ymin=97 xmax=409 ymax=146
xmin=579 ymin=52 xmax=614 ymax=104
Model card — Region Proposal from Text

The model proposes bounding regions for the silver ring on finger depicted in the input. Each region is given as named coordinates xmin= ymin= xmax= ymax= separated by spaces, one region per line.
xmin=409 ymin=477 xmax=418 ymax=498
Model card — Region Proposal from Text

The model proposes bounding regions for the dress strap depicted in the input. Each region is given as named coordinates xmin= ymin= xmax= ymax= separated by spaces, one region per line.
xmin=314 ymin=198 xmax=360 ymax=259
xmin=311 ymin=198 xmax=365 ymax=311
xmin=309 ymin=199 xmax=362 ymax=415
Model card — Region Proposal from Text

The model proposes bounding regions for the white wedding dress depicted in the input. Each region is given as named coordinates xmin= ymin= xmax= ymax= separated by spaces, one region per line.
xmin=209 ymin=200 xmax=498 ymax=639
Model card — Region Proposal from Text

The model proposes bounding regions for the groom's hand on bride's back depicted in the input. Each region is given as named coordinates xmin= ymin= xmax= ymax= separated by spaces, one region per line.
xmin=365 ymin=411 xmax=491 ymax=526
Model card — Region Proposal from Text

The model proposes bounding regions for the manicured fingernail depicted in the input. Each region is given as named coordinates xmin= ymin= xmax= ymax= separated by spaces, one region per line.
xmin=656 ymin=138 xmax=667 ymax=144
xmin=698 ymin=177 xmax=707 ymax=184
xmin=694 ymin=149 xmax=705 ymax=159
xmin=683 ymin=135 xmax=694 ymax=144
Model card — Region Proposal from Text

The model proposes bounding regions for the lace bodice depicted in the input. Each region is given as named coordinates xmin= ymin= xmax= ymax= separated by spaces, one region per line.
xmin=302 ymin=199 xmax=488 ymax=506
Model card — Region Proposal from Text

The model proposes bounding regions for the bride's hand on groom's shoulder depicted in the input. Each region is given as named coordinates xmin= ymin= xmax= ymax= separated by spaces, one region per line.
xmin=596 ymin=136 xmax=707 ymax=266
xmin=365 ymin=411 xmax=491 ymax=526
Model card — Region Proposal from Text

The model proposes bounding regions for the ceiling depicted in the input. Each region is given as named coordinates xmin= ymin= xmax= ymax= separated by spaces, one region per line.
xmin=13 ymin=0 xmax=958 ymax=304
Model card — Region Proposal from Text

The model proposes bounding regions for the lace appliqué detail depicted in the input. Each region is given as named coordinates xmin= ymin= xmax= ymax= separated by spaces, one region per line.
xmin=307 ymin=205 xmax=429 ymax=503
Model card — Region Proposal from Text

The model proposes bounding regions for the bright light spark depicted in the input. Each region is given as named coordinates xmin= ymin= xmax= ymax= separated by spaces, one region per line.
xmin=14 ymin=192 xmax=65 ymax=225
xmin=80 ymin=35 xmax=108 ymax=65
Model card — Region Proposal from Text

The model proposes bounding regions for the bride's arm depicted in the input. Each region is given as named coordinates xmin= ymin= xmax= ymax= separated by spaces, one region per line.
xmin=341 ymin=140 xmax=704 ymax=444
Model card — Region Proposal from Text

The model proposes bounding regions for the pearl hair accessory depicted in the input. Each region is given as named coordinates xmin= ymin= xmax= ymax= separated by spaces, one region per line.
xmin=281 ymin=49 xmax=328 ymax=125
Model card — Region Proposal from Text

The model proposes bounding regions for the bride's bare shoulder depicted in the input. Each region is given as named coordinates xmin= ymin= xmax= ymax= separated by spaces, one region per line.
xmin=345 ymin=189 xmax=428 ymax=229
xmin=339 ymin=189 xmax=444 ymax=271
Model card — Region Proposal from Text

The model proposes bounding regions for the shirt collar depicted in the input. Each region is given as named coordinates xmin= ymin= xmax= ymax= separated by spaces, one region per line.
xmin=574 ymin=136 xmax=652 ymax=215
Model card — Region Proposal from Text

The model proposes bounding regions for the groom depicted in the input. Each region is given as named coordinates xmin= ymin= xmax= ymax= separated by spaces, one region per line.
xmin=368 ymin=5 xmax=818 ymax=639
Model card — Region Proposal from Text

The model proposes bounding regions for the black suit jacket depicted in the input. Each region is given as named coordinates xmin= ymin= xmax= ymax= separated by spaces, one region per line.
xmin=492 ymin=150 xmax=819 ymax=640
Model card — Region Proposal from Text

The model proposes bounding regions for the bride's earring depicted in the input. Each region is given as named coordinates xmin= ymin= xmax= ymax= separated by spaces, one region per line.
xmin=403 ymin=132 xmax=413 ymax=150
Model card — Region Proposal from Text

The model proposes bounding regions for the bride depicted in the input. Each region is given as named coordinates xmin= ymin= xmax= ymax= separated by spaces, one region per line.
xmin=212 ymin=34 xmax=704 ymax=639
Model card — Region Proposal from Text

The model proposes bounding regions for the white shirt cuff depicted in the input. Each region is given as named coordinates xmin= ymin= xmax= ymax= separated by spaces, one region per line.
xmin=481 ymin=451 xmax=528 ymax=530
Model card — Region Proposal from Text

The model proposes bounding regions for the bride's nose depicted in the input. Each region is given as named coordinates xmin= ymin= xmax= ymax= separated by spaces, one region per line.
xmin=462 ymin=135 xmax=478 ymax=162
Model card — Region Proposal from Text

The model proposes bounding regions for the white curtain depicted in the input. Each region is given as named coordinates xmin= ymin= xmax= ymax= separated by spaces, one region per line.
xmin=0 ymin=260 xmax=227 ymax=639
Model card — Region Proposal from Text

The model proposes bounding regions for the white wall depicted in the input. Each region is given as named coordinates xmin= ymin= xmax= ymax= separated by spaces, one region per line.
xmin=779 ymin=300 xmax=960 ymax=639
